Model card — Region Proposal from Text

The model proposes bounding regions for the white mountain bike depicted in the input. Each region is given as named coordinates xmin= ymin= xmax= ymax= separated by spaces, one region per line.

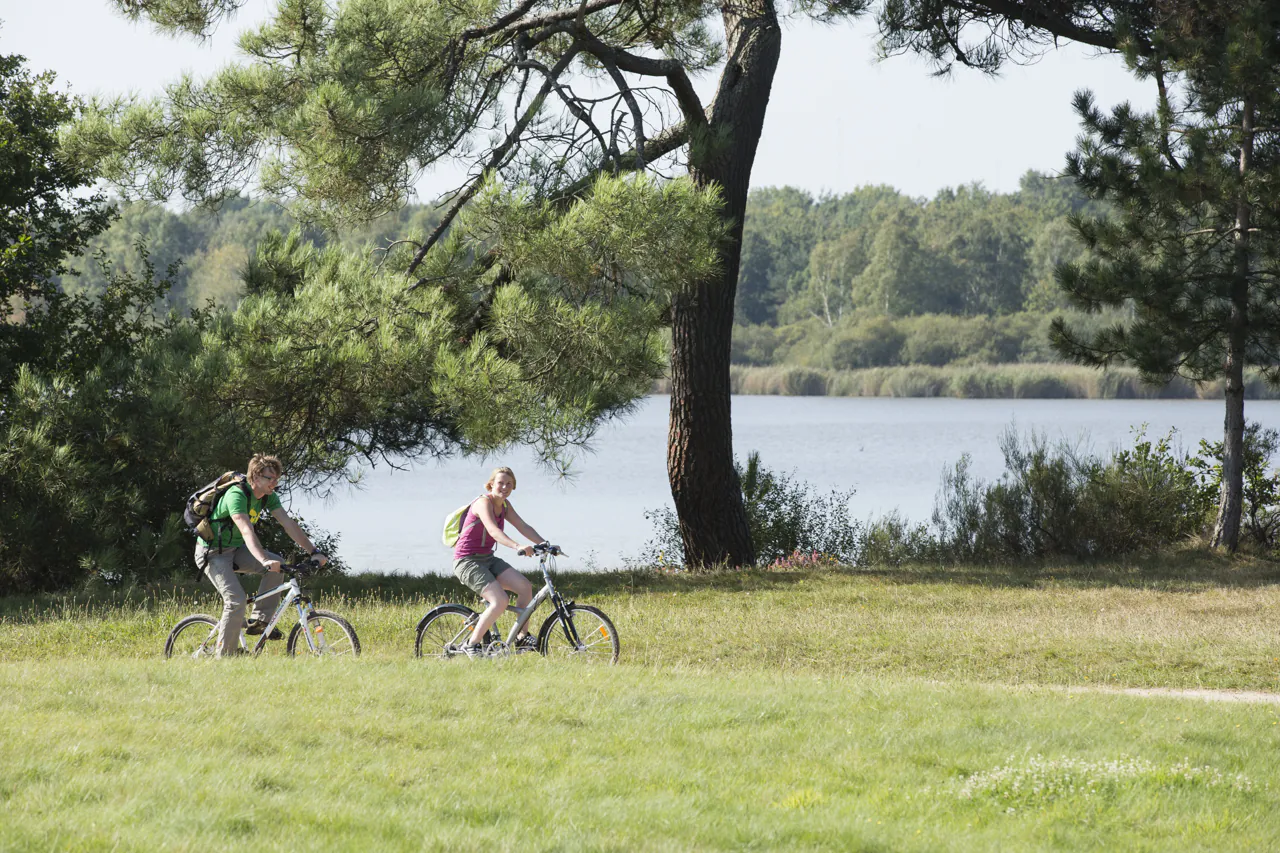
xmin=415 ymin=544 xmax=619 ymax=664
xmin=165 ymin=557 xmax=361 ymax=658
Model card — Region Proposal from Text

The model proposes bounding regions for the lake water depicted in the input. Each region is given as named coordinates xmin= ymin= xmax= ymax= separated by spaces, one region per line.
xmin=290 ymin=396 xmax=1280 ymax=574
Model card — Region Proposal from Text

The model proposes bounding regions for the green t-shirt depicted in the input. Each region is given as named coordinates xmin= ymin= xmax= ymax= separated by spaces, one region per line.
xmin=208 ymin=483 xmax=283 ymax=549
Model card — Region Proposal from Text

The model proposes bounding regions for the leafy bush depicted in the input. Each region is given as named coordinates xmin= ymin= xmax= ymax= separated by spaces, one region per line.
xmin=858 ymin=512 xmax=937 ymax=566
xmin=826 ymin=317 xmax=905 ymax=369
xmin=930 ymin=426 xmax=1212 ymax=561
xmin=730 ymin=323 xmax=784 ymax=366
xmin=644 ymin=451 xmax=861 ymax=569
xmin=0 ymin=256 xmax=246 ymax=593
xmin=1192 ymin=423 xmax=1280 ymax=548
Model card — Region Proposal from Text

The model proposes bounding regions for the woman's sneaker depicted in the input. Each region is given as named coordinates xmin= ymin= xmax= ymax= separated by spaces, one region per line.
xmin=515 ymin=634 xmax=538 ymax=653
xmin=461 ymin=643 xmax=486 ymax=659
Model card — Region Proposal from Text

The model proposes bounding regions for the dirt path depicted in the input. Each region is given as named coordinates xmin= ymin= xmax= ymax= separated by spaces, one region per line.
xmin=1061 ymin=685 xmax=1280 ymax=705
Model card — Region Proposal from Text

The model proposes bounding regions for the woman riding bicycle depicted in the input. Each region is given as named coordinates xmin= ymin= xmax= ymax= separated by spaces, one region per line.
xmin=196 ymin=454 xmax=328 ymax=657
xmin=452 ymin=466 xmax=546 ymax=657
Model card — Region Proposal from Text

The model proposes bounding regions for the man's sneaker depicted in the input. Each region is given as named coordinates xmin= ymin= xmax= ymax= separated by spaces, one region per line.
xmin=245 ymin=619 xmax=283 ymax=640
xmin=515 ymin=634 xmax=538 ymax=653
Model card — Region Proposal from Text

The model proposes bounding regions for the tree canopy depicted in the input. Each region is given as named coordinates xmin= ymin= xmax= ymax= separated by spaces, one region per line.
xmin=1051 ymin=0 xmax=1280 ymax=549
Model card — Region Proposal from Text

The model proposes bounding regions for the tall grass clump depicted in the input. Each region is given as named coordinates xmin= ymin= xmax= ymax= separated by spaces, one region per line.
xmin=723 ymin=364 xmax=1280 ymax=399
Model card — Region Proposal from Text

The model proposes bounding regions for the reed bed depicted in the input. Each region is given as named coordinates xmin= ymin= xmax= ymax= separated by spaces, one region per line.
xmin=690 ymin=364 xmax=1280 ymax=399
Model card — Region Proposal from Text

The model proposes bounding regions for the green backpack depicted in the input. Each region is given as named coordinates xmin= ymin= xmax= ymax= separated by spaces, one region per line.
xmin=442 ymin=497 xmax=482 ymax=548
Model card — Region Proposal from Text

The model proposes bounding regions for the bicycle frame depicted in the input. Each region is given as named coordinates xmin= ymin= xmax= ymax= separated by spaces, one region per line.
xmin=494 ymin=552 xmax=583 ymax=650
xmin=233 ymin=567 xmax=328 ymax=655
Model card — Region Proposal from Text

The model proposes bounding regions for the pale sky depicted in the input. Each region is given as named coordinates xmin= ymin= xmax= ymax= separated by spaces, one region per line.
xmin=2 ymin=0 xmax=1155 ymax=202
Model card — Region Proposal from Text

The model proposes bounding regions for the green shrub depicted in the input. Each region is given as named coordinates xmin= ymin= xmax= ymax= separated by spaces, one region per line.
xmin=0 ymin=256 xmax=245 ymax=594
xmin=643 ymin=451 xmax=862 ymax=568
xmin=900 ymin=315 xmax=967 ymax=366
xmin=731 ymin=323 xmax=783 ymax=366
xmin=1192 ymin=423 xmax=1280 ymax=548
xmin=858 ymin=511 xmax=937 ymax=566
xmin=930 ymin=426 xmax=1211 ymax=561
xmin=826 ymin=317 xmax=905 ymax=369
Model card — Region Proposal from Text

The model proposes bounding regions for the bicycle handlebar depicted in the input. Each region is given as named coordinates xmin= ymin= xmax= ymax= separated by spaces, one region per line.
xmin=279 ymin=557 xmax=324 ymax=577
xmin=533 ymin=542 xmax=565 ymax=557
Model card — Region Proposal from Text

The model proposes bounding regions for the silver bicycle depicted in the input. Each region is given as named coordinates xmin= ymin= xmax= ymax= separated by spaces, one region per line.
xmin=415 ymin=544 xmax=619 ymax=663
xmin=165 ymin=557 xmax=361 ymax=658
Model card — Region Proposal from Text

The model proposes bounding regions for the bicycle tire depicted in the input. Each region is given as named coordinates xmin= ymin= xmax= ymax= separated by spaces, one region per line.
xmin=415 ymin=604 xmax=497 ymax=659
xmin=286 ymin=609 xmax=361 ymax=657
xmin=164 ymin=614 xmax=220 ymax=659
xmin=537 ymin=604 xmax=619 ymax=664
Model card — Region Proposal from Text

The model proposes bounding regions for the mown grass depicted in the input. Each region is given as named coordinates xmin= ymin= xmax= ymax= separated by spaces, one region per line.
xmin=2 ymin=555 xmax=1280 ymax=850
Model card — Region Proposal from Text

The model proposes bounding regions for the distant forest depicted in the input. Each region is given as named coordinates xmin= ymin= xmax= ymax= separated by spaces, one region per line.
xmin=61 ymin=170 xmax=1109 ymax=371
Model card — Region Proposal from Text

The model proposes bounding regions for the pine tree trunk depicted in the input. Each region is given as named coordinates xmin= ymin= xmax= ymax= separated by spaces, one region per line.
xmin=667 ymin=0 xmax=780 ymax=567
xmin=1212 ymin=344 xmax=1246 ymax=550
xmin=1211 ymin=95 xmax=1253 ymax=551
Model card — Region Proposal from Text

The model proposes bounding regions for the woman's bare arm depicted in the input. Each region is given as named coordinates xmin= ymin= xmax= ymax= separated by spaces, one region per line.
xmin=504 ymin=502 xmax=544 ymax=545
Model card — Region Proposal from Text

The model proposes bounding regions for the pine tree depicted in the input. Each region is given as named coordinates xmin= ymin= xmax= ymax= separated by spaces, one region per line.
xmin=1051 ymin=2 xmax=1280 ymax=549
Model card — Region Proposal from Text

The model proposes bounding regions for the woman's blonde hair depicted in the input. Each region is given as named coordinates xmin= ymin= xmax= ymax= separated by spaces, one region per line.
xmin=485 ymin=466 xmax=516 ymax=491
xmin=247 ymin=453 xmax=283 ymax=481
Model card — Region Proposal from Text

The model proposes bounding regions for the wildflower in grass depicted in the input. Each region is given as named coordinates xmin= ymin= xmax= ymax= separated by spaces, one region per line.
xmin=958 ymin=754 xmax=1253 ymax=809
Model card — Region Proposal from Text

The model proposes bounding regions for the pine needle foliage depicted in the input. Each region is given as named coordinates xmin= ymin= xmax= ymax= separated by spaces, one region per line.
xmin=208 ymin=172 xmax=725 ymax=490
xmin=1051 ymin=1 xmax=1280 ymax=548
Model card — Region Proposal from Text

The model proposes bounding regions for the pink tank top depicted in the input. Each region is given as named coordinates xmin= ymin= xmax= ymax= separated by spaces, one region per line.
xmin=452 ymin=498 xmax=506 ymax=558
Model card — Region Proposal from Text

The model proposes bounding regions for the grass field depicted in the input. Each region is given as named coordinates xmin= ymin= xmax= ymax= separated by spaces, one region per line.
xmin=3 ymin=555 xmax=1280 ymax=851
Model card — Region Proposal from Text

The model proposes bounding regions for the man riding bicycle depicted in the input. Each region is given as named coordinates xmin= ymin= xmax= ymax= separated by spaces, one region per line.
xmin=195 ymin=454 xmax=328 ymax=657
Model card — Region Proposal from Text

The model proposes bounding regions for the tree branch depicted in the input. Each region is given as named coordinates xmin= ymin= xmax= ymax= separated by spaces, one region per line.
xmin=407 ymin=42 xmax=584 ymax=279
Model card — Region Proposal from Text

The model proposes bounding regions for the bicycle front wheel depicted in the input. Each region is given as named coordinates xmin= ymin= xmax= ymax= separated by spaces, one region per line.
xmin=415 ymin=604 xmax=496 ymax=659
xmin=165 ymin=614 xmax=219 ymax=659
xmin=538 ymin=604 xmax=619 ymax=664
xmin=287 ymin=610 xmax=361 ymax=657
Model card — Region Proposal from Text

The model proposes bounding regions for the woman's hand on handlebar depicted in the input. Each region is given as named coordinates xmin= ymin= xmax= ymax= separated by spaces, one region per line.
xmin=517 ymin=545 xmax=536 ymax=557
xmin=311 ymin=551 xmax=329 ymax=567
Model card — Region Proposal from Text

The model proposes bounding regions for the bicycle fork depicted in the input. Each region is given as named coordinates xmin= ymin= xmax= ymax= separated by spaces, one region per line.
xmin=553 ymin=596 xmax=585 ymax=649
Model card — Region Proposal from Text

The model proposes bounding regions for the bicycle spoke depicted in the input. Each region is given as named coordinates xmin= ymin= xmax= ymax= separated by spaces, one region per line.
xmin=542 ymin=605 xmax=619 ymax=664
xmin=287 ymin=610 xmax=361 ymax=657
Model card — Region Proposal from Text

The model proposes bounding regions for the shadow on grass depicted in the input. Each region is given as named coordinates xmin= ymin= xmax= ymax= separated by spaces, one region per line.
xmin=3 ymin=549 xmax=1278 ymax=623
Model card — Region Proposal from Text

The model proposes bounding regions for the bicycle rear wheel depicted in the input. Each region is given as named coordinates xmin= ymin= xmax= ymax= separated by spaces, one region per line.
xmin=538 ymin=604 xmax=619 ymax=664
xmin=415 ymin=604 xmax=497 ymax=659
xmin=165 ymin=614 xmax=219 ymax=659
xmin=287 ymin=610 xmax=361 ymax=657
